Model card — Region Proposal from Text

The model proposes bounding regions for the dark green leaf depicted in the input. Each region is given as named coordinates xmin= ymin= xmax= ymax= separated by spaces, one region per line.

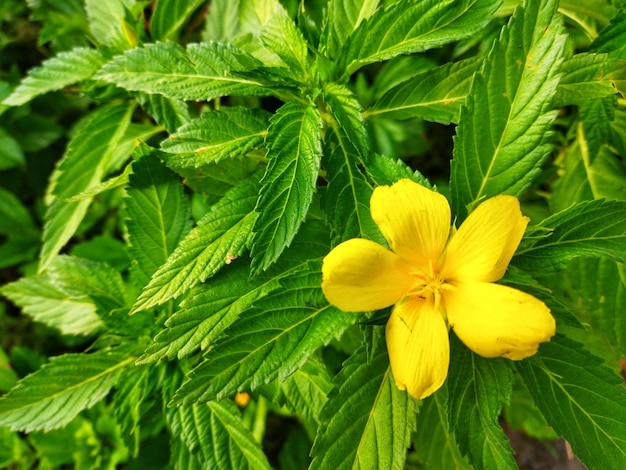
xmin=578 ymin=96 xmax=617 ymax=164
xmin=250 ymin=101 xmax=323 ymax=272
xmin=591 ymin=8 xmax=626 ymax=59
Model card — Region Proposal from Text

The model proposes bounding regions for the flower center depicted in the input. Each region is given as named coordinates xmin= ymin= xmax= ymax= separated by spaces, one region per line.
xmin=408 ymin=259 xmax=445 ymax=304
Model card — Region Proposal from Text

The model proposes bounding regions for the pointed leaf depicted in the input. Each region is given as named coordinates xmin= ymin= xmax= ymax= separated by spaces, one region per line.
xmin=447 ymin=335 xmax=517 ymax=470
xmin=591 ymin=8 xmax=626 ymax=58
xmin=95 ymin=42 xmax=268 ymax=101
xmin=161 ymin=107 xmax=271 ymax=168
xmin=261 ymin=4 xmax=310 ymax=77
xmin=150 ymin=0 xmax=205 ymax=41
xmin=517 ymin=335 xmax=626 ymax=470
xmin=39 ymin=103 xmax=135 ymax=272
xmin=339 ymin=0 xmax=499 ymax=76
xmin=250 ymin=101 xmax=323 ymax=272
xmin=367 ymin=58 xmax=479 ymax=124
xmin=86 ymin=0 xmax=135 ymax=50
xmin=131 ymin=172 xmax=261 ymax=313
xmin=2 ymin=47 xmax=105 ymax=106
xmin=323 ymin=82 xmax=370 ymax=158
xmin=321 ymin=0 xmax=379 ymax=59
xmin=0 ymin=348 xmax=134 ymax=432
xmin=310 ymin=329 xmax=419 ymax=470
xmin=171 ymin=266 xmax=353 ymax=405
xmin=125 ymin=146 xmax=192 ymax=288
xmin=450 ymin=0 xmax=566 ymax=220
xmin=168 ymin=400 xmax=272 ymax=470
xmin=1 ymin=275 xmax=102 ymax=336
xmin=578 ymin=96 xmax=616 ymax=163
xmin=515 ymin=199 xmax=626 ymax=272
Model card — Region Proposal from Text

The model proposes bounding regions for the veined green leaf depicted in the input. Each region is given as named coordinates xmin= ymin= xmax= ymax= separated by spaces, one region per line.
xmin=367 ymin=153 xmax=433 ymax=189
xmin=2 ymin=47 xmax=105 ymax=106
xmin=555 ymin=53 xmax=626 ymax=107
xmin=578 ymin=96 xmax=617 ymax=164
xmin=517 ymin=335 xmax=626 ymax=470
xmin=1 ymin=275 xmax=102 ymax=336
xmin=250 ymin=101 xmax=323 ymax=272
xmin=150 ymin=0 xmax=205 ymax=41
xmin=320 ymin=0 xmax=379 ymax=59
xmin=95 ymin=42 xmax=268 ymax=101
xmin=260 ymin=3 xmax=310 ymax=77
xmin=85 ymin=0 xmax=135 ymax=50
xmin=161 ymin=107 xmax=271 ymax=168
xmin=125 ymin=146 xmax=192 ymax=289
xmin=321 ymin=127 xmax=380 ymax=243
xmin=139 ymin=220 xmax=331 ymax=363
xmin=131 ymin=172 xmax=261 ymax=314
xmin=447 ymin=335 xmax=517 ymax=470
xmin=515 ymin=199 xmax=626 ymax=273
xmin=171 ymin=266 xmax=353 ymax=405
xmin=168 ymin=400 xmax=272 ymax=470
xmin=135 ymin=92 xmax=191 ymax=133
xmin=46 ymin=255 xmax=128 ymax=313
xmin=591 ymin=8 xmax=626 ymax=59
xmin=0 ymin=348 xmax=134 ymax=432
xmin=450 ymin=0 xmax=566 ymax=220
xmin=39 ymin=103 xmax=135 ymax=272
xmin=323 ymin=82 xmax=370 ymax=158
xmin=367 ymin=58 xmax=479 ymax=124
xmin=410 ymin=387 xmax=473 ymax=470
xmin=310 ymin=328 xmax=419 ymax=470
xmin=338 ymin=0 xmax=499 ymax=77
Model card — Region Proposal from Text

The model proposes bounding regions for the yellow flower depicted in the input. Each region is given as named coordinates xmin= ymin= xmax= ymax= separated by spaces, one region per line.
xmin=322 ymin=179 xmax=555 ymax=400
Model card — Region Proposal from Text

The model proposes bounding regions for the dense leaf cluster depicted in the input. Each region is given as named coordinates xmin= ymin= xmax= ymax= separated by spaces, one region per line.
xmin=1 ymin=0 xmax=626 ymax=469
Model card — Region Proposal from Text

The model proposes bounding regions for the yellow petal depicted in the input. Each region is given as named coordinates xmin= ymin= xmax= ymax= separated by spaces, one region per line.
xmin=441 ymin=195 xmax=528 ymax=283
xmin=445 ymin=282 xmax=555 ymax=360
xmin=322 ymin=238 xmax=414 ymax=312
xmin=371 ymin=179 xmax=451 ymax=270
xmin=386 ymin=298 xmax=450 ymax=399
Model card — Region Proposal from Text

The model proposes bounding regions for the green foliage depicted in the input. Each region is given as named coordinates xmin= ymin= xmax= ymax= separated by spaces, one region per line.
xmin=2 ymin=0 xmax=626 ymax=468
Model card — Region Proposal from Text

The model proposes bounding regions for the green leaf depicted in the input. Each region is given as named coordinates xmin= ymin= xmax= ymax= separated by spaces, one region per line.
xmin=410 ymin=387 xmax=472 ymax=470
xmin=310 ymin=328 xmax=419 ymax=470
xmin=2 ymin=47 xmax=105 ymax=106
xmin=367 ymin=153 xmax=433 ymax=189
xmin=321 ymin=127 xmax=380 ymax=243
xmin=555 ymin=53 xmax=626 ymax=107
xmin=0 ymin=128 xmax=24 ymax=169
xmin=1 ymin=275 xmax=103 ymax=336
xmin=250 ymin=101 xmax=323 ymax=272
xmin=367 ymin=58 xmax=479 ymax=124
xmin=125 ymin=146 xmax=192 ymax=289
xmin=85 ymin=0 xmax=135 ymax=50
xmin=131 ymin=172 xmax=261 ymax=314
xmin=139 ymin=220 xmax=331 ymax=363
xmin=320 ymin=0 xmax=379 ymax=59
xmin=171 ymin=266 xmax=353 ymax=405
xmin=447 ymin=335 xmax=516 ymax=470
xmin=517 ymin=334 xmax=626 ymax=470
xmin=0 ymin=187 xmax=40 ymax=269
xmin=46 ymin=255 xmax=128 ymax=313
xmin=150 ymin=0 xmax=205 ymax=41
xmin=95 ymin=42 xmax=268 ymax=101
xmin=323 ymin=82 xmax=370 ymax=158
xmin=0 ymin=348 xmax=134 ymax=432
xmin=168 ymin=400 xmax=272 ymax=470
xmin=135 ymin=92 xmax=191 ymax=133
xmin=578 ymin=96 xmax=616 ymax=164
xmin=450 ymin=0 xmax=566 ymax=220
xmin=161 ymin=107 xmax=271 ymax=168
xmin=260 ymin=3 xmax=310 ymax=77
xmin=202 ymin=0 xmax=240 ymax=42
xmin=338 ymin=0 xmax=499 ymax=76
xmin=515 ymin=199 xmax=626 ymax=273
xmin=591 ymin=8 xmax=626 ymax=59
xmin=39 ymin=103 xmax=135 ymax=272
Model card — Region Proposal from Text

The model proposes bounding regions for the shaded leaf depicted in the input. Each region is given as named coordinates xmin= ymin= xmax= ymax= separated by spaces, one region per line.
xmin=150 ymin=0 xmax=205 ymax=41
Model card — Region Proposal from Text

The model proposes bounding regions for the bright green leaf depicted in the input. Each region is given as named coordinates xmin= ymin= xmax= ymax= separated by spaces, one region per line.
xmin=125 ymin=146 xmax=192 ymax=289
xmin=150 ymin=0 xmax=205 ymax=41
xmin=131 ymin=172 xmax=261 ymax=313
xmin=161 ymin=107 xmax=271 ymax=168
xmin=85 ymin=0 xmax=135 ymax=50
xmin=320 ymin=0 xmax=379 ymax=59
xmin=447 ymin=335 xmax=516 ymax=470
xmin=250 ymin=101 xmax=323 ymax=272
xmin=323 ymin=82 xmax=370 ymax=158
xmin=367 ymin=58 xmax=479 ymax=124
xmin=310 ymin=328 xmax=419 ymax=470
xmin=0 ymin=348 xmax=134 ymax=432
xmin=338 ymin=0 xmax=499 ymax=77
xmin=450 ymin=0 xmax=566 ymax=220
xmin=517 ymin=335 xmax=626 ymax=470
xmin=2 ymin=47 xmax=105 ymax=106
